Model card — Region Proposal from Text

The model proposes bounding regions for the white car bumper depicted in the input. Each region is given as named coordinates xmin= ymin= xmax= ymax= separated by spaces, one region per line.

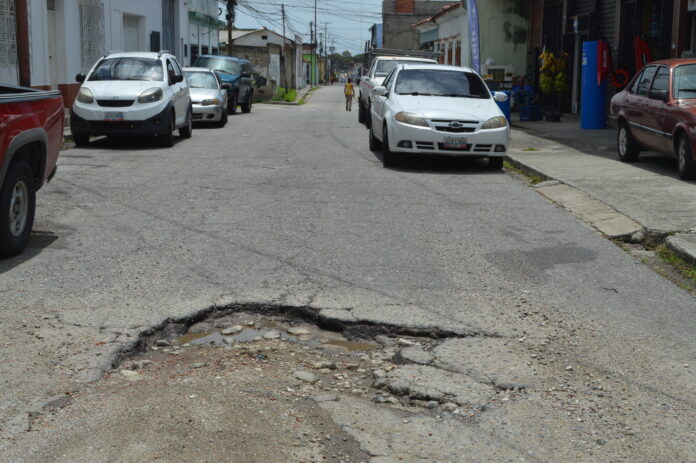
xmin=387 ymin=121 xmax=509 ymax=157
xmin=72 ymin=99 xmax=169 ymax=122
xmin=192 ymin=103 xmax=224 ymax=122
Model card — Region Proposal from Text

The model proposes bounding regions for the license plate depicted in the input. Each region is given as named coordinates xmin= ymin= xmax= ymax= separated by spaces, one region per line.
xmin=103 ymin=112 xmax=124 ymax=121
xmin=443 ymin=136 xmax=468 ymax=148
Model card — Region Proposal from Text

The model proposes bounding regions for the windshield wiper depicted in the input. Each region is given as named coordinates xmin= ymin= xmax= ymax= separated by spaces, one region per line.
xmin=678 ymin=88 xmax=696 ymax=92
xmin=397 ymin=92 xmax=434 ymax=96
xmin=440 ymin=93 xmax=481 ymax=98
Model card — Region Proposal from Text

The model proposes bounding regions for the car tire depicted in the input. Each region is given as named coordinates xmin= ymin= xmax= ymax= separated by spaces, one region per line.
xmin=0 ymin=160 xmax=36 ymax=258
xmin=617 ymin=122 xmax=639 ymax=162
xmin=242 ymin=94 xmax=252 ymax=114
xmin=358 ymin=100 xmax=366 ymax=123
xmin=369 ymin=122 xmax=381 ymax=151
xmin=228 ymin=93 xmax=238 ymax=115
xmin=179 ymin=108 xmax=193 ymax=139
xmin=677 ymin=134 xmax=696 ymax=180
xmin=73 ymin=133 xmax=90 ymax=147
xmin=365 ymin=103 xmax=372 ymax=129
xmin=382 ymin=125 xmax=397 ymax=168
xmin=217 ymin=109 xmax=228 ymax=128
xmin=489 ymin=157 xmax=504 ymax=169
xmin=161 ymin=112 xmax=175 ymax=147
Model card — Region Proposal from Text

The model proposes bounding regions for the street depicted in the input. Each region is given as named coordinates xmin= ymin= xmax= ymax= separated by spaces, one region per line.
xmin=1 ymin=85 xmax=695 ymax=461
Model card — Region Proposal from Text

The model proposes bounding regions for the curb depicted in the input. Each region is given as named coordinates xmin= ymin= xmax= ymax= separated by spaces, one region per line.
xmin=665 ymin=234 xmax=696 ymax=267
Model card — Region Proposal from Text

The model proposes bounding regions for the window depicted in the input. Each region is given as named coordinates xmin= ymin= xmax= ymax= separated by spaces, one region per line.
xmin=0 ymin=0 xmax=17 ymax=67
xmin=166 ymin=59 xmax=176 ymax=83
xmin=650 ymin=67 xmax=669 ymax=96
xmin=79 ymin=0 xmax=105 ymax=70
xmin=261 ymin=35 xmax=268 ymax=40
xmin=674 ymin=64 xmax=696 ymax=99
xmin=394 ymin=69 xmax=491 ymax=99
xmin=395 ymin=0 xmax=415 ymax=13
xmin=242 ymin=62 xmax=252 ymax=74
xmin=184 ymin=70 xmax=218 ymax=89
xmin=382 ymin=69 xmax=397 ymax=90
xmin=375 ymin=59 xmax=433 ymax=77
xmin=195 ymin=57 xmax=241 ymax=75
xmin=636 ymin=66 xmax=657 ymax=96
xmin=170 ymin=58 xmax=183 ymax=76
xmin=629 ymin=70 xmax=644 ymax=94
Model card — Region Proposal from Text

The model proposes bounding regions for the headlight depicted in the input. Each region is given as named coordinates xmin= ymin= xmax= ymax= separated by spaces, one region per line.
xmin=137 ymin=87 xmax=163 ymax=104
xmin=394 ymin=112 xmax=428 ymax=127
xmin=481 ymin=116 xmax=508 ymax=129
xmin=76 ymin=88 xmax=94 ymax=104
xmin=201 ymin=98 xmax=221 ymax=106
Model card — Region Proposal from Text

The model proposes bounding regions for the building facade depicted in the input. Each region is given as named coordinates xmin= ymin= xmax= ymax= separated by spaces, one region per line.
xmin=382 ymin=0 xmax=454 ymax=49
xmin=1 ymin=0 xmax=191 ymax=105
xmin=188 ymin=0 xmax=225 ymax=62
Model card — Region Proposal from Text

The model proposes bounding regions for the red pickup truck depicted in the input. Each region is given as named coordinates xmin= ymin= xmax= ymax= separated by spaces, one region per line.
xmin=0 ymin=85 xmax=64 ymax=257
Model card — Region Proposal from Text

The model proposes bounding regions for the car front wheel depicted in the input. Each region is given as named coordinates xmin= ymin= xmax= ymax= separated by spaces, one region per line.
xmin=161 ymin=112 xmax=175 ymax=147
xmin=369 ymin=122 xmax=381 ymax=151
xmin=617 ymin=122 xmax=639 ymax=162
xmin=179 ymin=107 xmax=193 ymax=138
xmin=382 ymin=125 xmax=397 ymax=168
xmin=242 ymin=94 xmax=252 ymax=113
xmin=228 ymin=93 xmax=238 ymax=115
xmin=677 ymin=134 xmax=696 ymax=180
xmin=358 ymin=99 xmax=366 ymax=123
xmin=0 ymin=160 xmax=36 ymax=258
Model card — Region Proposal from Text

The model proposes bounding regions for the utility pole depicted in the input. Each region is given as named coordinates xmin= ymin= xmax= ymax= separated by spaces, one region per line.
xmin=281 ymin=4 xmax=291 ymax=90
xmin=314 ymin=0 xmax=317 ymax=86
xmin=321 ymin=22 xmax=330 ymax=83
xmin=228 ymin=0 xmax=238 ymax=55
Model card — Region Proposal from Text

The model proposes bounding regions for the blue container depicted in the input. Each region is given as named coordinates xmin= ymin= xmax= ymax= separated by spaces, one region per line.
xmin=581 ymin=41 xmax=607 ymax=129
xmin=495 ymin=91 xmax=511 ymax=122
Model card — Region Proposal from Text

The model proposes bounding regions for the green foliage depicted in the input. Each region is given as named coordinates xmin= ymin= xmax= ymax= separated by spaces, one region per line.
xmin=272 ymin=87 xmax=297 ymax=102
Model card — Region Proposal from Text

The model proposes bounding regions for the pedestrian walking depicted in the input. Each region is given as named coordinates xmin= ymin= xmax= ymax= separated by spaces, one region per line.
xmin=344 ymin=78 xmax=355 ymax=111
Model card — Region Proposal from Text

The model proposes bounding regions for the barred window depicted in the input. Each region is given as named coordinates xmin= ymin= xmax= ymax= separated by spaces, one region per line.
xmin=80 ymin=0 xmax=105 ymax=70
xmin=0 ymin=0 xmax=17 ymax=67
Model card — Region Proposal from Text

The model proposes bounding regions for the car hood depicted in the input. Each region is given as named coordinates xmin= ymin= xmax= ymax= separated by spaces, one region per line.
xmin=189 ymin=88 xmax=220 ymax=102
xmin=394 ymin=95 xmax=500 ymax=121
xmin=81 ymin=81 xmax=166 ymax=99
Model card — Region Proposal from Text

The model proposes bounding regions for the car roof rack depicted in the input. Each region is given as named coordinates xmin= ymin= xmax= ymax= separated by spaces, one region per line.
xmin=158 ymin=50 xmax=171 ymax=57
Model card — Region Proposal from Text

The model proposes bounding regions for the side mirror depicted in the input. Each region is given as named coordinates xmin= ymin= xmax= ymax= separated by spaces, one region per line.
xmin=241 ymin=72 xmax=251 ymax=78
xmin=649 ymin=89 xmax=668 ymax=102
xmin=493 ymin=91 xmax=508 ymax=102
xmin=76 ymin=73 xmax=86 ymax=83
xmin=221 ymin=83 xmax=231 ymax=90
xmin=373 ymin=86 xmax=387 ymax=97
xmin=172 ymin=74 xmax=184 ymax=84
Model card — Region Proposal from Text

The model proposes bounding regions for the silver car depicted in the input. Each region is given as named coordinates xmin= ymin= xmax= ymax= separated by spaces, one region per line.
xmin=183 ymin=67 xmax=229 ymax=127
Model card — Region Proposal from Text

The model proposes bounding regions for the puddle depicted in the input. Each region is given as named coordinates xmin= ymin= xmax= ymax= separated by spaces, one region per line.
xmin=174 ymin=315 xmax=380 ymax=353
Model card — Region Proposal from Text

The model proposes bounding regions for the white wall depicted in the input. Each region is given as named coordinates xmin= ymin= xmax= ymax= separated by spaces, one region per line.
xmin=234 ymin=30 xmax=285 ymax=48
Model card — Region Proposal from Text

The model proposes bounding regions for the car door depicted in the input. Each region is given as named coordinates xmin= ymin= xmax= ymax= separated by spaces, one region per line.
xmin=642 ymin=66 xmax=673 ymax=154
xmin=167 ymin=58 xmax=186 ymax=125
xmin=628 ymin=65 xmax=657 ymax=145
xmin=371 ymin=68 xmax=395 ymax=133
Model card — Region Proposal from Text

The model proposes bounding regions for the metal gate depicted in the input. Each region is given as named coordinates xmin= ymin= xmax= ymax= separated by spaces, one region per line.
xmin=0 ymin=0 xmax=17 ymax=70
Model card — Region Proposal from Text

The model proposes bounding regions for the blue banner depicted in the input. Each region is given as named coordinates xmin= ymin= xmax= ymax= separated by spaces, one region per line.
xmin=467 ymin=0 xmax=480 ymax=73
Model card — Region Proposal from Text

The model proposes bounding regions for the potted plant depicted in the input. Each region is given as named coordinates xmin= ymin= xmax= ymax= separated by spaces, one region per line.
xmin=538 ymin=50 xmax=568 ymax=122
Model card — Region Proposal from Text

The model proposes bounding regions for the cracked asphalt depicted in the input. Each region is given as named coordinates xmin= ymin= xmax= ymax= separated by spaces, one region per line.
xmin=1 ymin=85 xmax=695 ymax=461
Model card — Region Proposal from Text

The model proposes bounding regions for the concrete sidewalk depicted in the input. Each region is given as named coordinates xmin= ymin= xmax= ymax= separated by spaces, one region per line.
xmin=508 ymin=117 xmax=696 ymax=266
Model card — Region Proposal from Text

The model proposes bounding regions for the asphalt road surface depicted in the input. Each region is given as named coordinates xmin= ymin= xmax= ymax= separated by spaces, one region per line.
xmin=1 ymin=85 xmax=694 ymax=462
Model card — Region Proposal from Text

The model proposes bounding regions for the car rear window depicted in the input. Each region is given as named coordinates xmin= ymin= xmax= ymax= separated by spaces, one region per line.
xmin=674 ymin=64 xmax=696 ymax=99
xmin=394 ymin=69 xmax=490 ymax=99
xmin=89 ymin=58 xmax=163 ymax=81
xmin=195 ymin=57 xmax=241 ymax=76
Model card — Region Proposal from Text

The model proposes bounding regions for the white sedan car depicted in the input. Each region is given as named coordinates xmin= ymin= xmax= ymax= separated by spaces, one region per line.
xmin=368 ymin=64 xmax=510 ymax=167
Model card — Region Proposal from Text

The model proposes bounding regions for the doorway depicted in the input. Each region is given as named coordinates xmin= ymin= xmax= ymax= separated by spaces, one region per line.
xmin=123 ymin=14 xmax=141 ymax=51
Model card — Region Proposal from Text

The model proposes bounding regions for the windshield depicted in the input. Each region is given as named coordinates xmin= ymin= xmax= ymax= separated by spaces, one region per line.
xmin=674 ymin=64 xmax=696 ymax=99
xmin=88 ymin=58 xmax=163 ymax=81
xmin=375 ymin=59 xmax=433 ymax=77
xmin=195 ymin=57 xmax=241 ymax=76
xmin=184 ymin=71 xmax=218 ymax=89
xmin=394 ymin=69 xmax=491 ymax=98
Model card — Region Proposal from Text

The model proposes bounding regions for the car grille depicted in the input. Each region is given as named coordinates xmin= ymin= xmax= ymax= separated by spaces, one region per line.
xmin=192 ymin=114 xmax=203 ymax=120
xmin=436 ymin=143 xmax=493 ymax=152
xmin=97 ymin=99 xmax=134 ymax=107
xmin=90 ymin=121 xmax=142 ymax=131
xmin=415 ymin=141 xmax=435 ymax=150
xmin=430 ymin=119 xmax=479 ymax=133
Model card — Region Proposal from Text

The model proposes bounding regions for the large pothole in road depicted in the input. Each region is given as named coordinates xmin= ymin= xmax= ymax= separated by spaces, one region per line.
xmin=10 ymin=309 xmax=529 ymax=463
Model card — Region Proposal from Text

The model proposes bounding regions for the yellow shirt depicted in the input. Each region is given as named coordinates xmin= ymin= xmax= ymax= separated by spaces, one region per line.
xmin=344 ymin=83 xmax=354 ymax=96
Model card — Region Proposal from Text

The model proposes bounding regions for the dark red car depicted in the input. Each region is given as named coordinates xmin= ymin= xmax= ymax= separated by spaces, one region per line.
xmin=610 ymin=59 xmax=696 ymax=179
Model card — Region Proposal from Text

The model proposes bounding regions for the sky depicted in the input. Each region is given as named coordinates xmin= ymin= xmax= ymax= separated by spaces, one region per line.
xmin=222 ymin=0 xmax=383 ymax=55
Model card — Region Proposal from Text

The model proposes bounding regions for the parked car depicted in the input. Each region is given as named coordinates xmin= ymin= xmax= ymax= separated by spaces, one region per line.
xmin=70 ymin=51 xmax=192 ymax=147
xmin=193 ymin=55 xmax=254 ymax=115
xmin=358 ymin=50 xmax=439 ymax=127
xmin=368 ymin=64 xmax=509 ymax=168
xmin=183 ymin=67 xmax=229 ymax=127
xmin=611 ymin=59 xmax=696 ymax=179
xmin=0 ymin=85 xmax=64 ymax=257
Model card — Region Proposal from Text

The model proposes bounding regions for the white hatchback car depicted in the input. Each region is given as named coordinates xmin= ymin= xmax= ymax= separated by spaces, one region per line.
xmin=70 ymin=51 xmax=192 ymax=147
xmin=369 ymin=64 xmax=509 ymax=167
